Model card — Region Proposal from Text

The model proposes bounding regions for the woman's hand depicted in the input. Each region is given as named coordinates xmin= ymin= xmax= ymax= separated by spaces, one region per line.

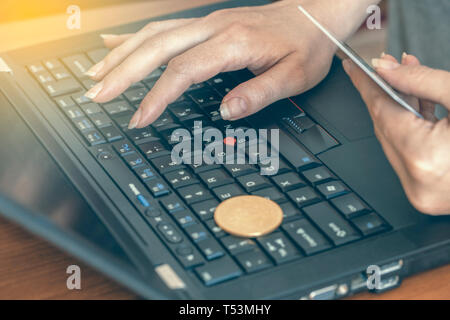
xmin=83 ymin=0 xmax=372 ymax=128
xmin=343 ymin=53 xmax=450 ymax=215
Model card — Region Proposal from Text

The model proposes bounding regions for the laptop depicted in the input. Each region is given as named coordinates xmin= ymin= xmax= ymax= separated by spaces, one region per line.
xmin=0 ymin=0 xmax=448 ymax=299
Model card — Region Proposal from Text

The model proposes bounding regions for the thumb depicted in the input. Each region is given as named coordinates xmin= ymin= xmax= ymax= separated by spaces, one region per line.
xmin=372 ymin=58 xmax=450 ymax=109
xmin=220 ymin=55 xmax=308 ymax=121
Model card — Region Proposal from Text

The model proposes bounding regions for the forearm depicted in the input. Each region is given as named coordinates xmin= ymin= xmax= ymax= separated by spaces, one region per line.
xmin=290 ymin=0 xmax=382 ymax=40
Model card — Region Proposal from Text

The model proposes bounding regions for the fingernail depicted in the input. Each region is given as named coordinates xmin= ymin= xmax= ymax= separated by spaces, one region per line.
xmin=128 ymin=108 xmax=142 ymax=129
xmin=84 ymin=81 xmax=103 ymax=99
xmin=85 ymin=60 xmax=105 ymax=77
xmin=100 ymin=34 xmax=117 ymax=39
xmin=220 ymin=98 xmax=247 ymax=120
xmin=342 ymin=59 xmax=352 ymax=74
xmin=401 ymin=52 xmax=408 ymax=63
xmin=380 ymin=52 xmax=386 ymax=58
xmin=371 ymin=58 xmax=400 ymax=70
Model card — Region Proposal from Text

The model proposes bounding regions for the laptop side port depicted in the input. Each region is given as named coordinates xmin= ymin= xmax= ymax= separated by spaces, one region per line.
xmin=308 ymin=284 xmax=337 ymax=300
xmin=379 ymin=259 xmax=403 ymax=276
xmin=373 ymin=275 xmax=401 ymax=293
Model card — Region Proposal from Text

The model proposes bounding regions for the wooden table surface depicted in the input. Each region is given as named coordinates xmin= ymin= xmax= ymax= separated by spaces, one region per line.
xmin=0 ymin=0 xmax=448 ymax=300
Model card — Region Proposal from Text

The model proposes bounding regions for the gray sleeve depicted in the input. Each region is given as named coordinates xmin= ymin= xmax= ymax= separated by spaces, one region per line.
xmin=388 ymin=0 xmax=450 ymax=118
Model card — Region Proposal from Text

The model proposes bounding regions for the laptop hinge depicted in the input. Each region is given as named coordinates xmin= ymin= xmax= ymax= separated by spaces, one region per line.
xmin=0 ymin=57 xmax=13 ymax=75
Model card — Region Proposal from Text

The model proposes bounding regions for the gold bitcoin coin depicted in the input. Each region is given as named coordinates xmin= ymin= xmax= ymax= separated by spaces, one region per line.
xmin=214 ymin=195 xmax=283 ymax=238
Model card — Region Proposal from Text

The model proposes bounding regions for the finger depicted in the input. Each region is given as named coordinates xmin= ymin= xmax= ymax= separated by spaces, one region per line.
xmin=399 ymin=53 xmax=421 ymax=112
xmin=130 ymin=31 xmax=274 ymax=128
xmin=87 ymin=20 xmax=216 ymax=103
xmin=371 ymin=58 xmax=450 ymax=108
xmin=401 ymin=54 xmax=438 ymax=121
xmin=343 ymin=59 xmax=421 ymax=147
xmin=86 ymin=18 xmax=196 ymax=80
xmin=221 ymin=53 xmax=307 ymax=121
xmin=380 ymin=52 xmax=398 ymax=63
xmin=101 ymin=33 xmax=134 ymax=49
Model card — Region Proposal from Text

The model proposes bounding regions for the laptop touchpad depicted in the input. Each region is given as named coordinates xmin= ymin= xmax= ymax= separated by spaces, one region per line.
xmin=292 ymin=59 xmax=375 ymax=141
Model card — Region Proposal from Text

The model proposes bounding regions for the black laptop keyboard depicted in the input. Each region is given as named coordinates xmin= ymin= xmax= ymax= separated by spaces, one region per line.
xmin=27 ymin=48 xmax=391 ymax=286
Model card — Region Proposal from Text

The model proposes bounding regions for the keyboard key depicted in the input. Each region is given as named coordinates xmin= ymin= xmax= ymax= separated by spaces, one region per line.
xmin=64 ymin=106 xmax=84 ymax=120
xmin=287 ymin=187 xmax=322 ymax=207
xmin=27 ymin=63 xmax=45 ymax=73
xmin=197 ymin=238 xmax=225 ymax=260
xmin=43 ymin=59 xmax=62 ymax=70
xmin=62 ymin=54 xmax=93 ymax=78
xmin=294 ymin=125 xmax=339 ymax=155
xmin=172 ymin=210 xmax=197 ymax=228
xmin=73 ymin=117 xmax=94 ymax=132
xmin=184 ymin=223 xmax=209 ymax=242
xmin=169 ymin=101 xmax=202 ymax=121
xmin=36 ymin=71 xmax=55 ymax=84
xmin=82 ymin=79 xmax=97 ymax=90
xmin=257 ymin=232 xmax=302 ymax=264
xmin=88 ymin=112 xmax=112 ymax=128
xmin=195 ymin=256 xmax=242 ymax=286
xmin=87 ymin=47 xmax=109 ymax=63
xmin=164 ymin=169 xmax=198 ymax=188
xmin=202 ymin=104 xmax=221 ymax=121
xmin=331 ymin=193 xmax=370 ymax=218
xmin=303 ymin=202 xmax=360 ymax=246
xmin=221 ymin=236 xmax=257 ymax=255
xmin=157 ymin=222 xmax=183 ymax=243
xmin=72 ymin=91 xmax=91 ymax=105
xmin=82 ymin=130 xmax=106 ymax=146
xmin=237 ymin=173 xmax=271 ymax=192
xmin=260 ymin=158 xmax=292 ymax=176
xmin=145 ymin=179 xmax=170 ymax=197
xmin=191 ymin=199 xmax=219 ymax=221
xmin=282 ymin=219 xmax=332 ymax=255
xmin=213 ymin=184 xmax=245 ymax=201
xmin=43 ymin=78 xmax=81 ymax=97
xmin=124 ymin=127 xmax=159 ymax=144
xmin=123 ymin=152 xmax=145 ymax=168
xmin=280 ymin=201 xmax=302 ymax=221
xmin=351 ymin=212 xmax=388 ymax=236
xmin=302 ymin=166 xmax=334 ymax=185
xmin=174 ymin=243 xmax=204 ymax=269
xmin=112 ymin=140 xmax=134 ymax=156
xmin=54 ymin=95 xmax=75 ymax=108
xmin=144 ymin=67 xmax=163 ymax=81
xmin=272 ymin=172 xmax=306 ymax=192
xmin=235 ymin=249 xmax=272 ymax=273
xmin=251 ymin=187 xmax=286 ymax=204
xmin=189 ymin=88 xmax=221 ymax=106
xmin=134 ymin=165 xmax=156 ymax=181
xmin=199 ymin=169 xmax=234 ymax=188
xmin=152 ymin=111 xmax=174 ymax=129
xmin=317 ymin=180 xmax=349 ymax=199
xmin=111 ymin=112 xmax=134 ymax=128
xmin=100 ymin=126 xmax=122 ymax=142
xmin=224 ymin=163 xmax=258 ymax=177
xmin=207 ymin=74 xmax=236 ymax=97
xmin=160 ymin=195 xmax=185 ymax=214
xmin=51 ymin=66 xmax=71 ymax=80
xmin=151 ymin=155 xmax=184 ymax=174
xmin=139 ymin=141 xmax=170 ymax=159
xmin=178 ymin=184 xmax=213 ymax=204
xmin=278 ymin=131 xmax=320 ymax=171
xmin=124 ymin=87 xmax=148 ymax=103
xmin=103 ymin=100 xmax=134 ymax=115
xmin=80 ymin=102 xmax=102 ymax=115
xmin=205 ymin=219 xmax=226 ymax=238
